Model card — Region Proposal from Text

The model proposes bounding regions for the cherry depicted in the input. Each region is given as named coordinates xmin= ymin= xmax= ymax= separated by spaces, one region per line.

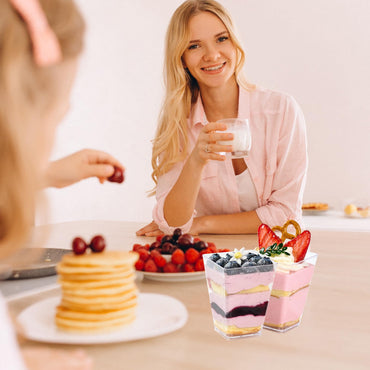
xmin=72 ymin=237 xmax=87 ymax=255
xmin=89 ymin=235 xmax=106 ymax=253
xmin=108 ymin=166 xmax=124 ymax=183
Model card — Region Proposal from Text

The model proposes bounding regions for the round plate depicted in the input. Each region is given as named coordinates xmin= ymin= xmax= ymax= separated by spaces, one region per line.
xmin=17 ymin=293 xmax=187 ymax=344
xmin=302 ymin=209 xmax=330 ymax=216
xmin=142 ymin=271 xmax=205 ymax=282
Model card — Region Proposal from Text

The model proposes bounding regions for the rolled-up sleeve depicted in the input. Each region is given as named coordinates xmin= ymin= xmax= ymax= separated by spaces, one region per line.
xmin=256 ymin=95 xmax=308 ymax=227
xmin=152 ymin=161 xmax=196 ymax=234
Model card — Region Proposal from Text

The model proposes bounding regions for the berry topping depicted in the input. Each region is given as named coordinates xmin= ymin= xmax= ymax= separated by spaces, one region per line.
xmin=89 ymin=235 xmax=106 ymax=253
xmin=284 ymin=230 xmax=311 ymax=262
xmin=107 ymin=166 xmax=124 ymax=183
xmin=224 ymin=261 xmax=240 ymax=269
xmin=209 ymin=253 xmax=221 ymax=262
xmin=216 ymin=257 xmax=229 ymax=267
xmin=72 ymin=237 xmax=87 ymax=255
xmin=258 ymin=224 xmax=282 ymax=250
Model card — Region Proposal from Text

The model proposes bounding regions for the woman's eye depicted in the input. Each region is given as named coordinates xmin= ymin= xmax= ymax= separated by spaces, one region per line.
xmin=217 ymin=36 xmax=228 ymax=42
xmin=188 ymin=44 xmax=199 ymax=50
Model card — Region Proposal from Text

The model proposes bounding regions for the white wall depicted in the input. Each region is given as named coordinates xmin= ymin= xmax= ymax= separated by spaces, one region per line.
xmin=42 ymin=0 xmax=370 ymax=225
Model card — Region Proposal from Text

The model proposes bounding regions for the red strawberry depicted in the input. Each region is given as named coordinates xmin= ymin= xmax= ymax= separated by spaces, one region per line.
xmin=156 ymin=234 xmax=164 ymax=242
xmin=171 ymin=249 xmax=185 ymax=265
xmin=150 ymin=249 xmax=161 ymax=258
xmin=258 ymin=224 xmax=282 ymax=249
xmin=194 ymin=238 xmax=201 ymax=243
xmin=137 ymin=247 xmax=149 ymax=261
xmin=285 ymin=230 xmax=311 ymax=262
xmin=184 ymin=263 xmax=195 ymax=272
xmin=195 ymin=258 xmax=205 ymax=271
xmin=218 ymin=248 xmax=230 ymax=253
xmin=144 ymin=259 xmax=158 ymax=272
xmin=132 ymin=244 xmax=143 ymax=252
xmin=200 ymin=247 xmax=214 ymax=256
xmin=185 ymin=248 xmax=200 ymax=263
xmin=143 ymin=244 xmax=150 ymax=251
xmin=135 ymin=259 xmax=145 ymax=271
xmin=153 ymin=254 xmax=166 ymax=268
xmin=163 ymin=262 xmax=177 ymax=273
xmin=207 ymin=242 xmax=217 ymax=253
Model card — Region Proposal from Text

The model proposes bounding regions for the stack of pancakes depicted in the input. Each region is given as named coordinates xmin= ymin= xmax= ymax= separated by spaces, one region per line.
xmin=56 ymin=250 xmax=138 ymax=332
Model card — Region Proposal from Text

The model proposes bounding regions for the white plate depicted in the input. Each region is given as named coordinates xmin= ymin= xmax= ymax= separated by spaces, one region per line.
xmin=141 ymin=271 xmax=205 ymax=282
xmin=302 ymin=209 xmax=330 ymax=216
xmin=17 ymin=293 xmax=187 ymax=344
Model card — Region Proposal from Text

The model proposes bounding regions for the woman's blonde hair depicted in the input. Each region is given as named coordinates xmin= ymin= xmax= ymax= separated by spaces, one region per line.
xmin=151 ymin=0 xmax=254 ymax=190
xmin=0 ymin=0 xmax=85 ymax=258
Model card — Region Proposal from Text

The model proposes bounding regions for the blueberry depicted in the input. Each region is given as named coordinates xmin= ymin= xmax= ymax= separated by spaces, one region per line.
xmin=242 ymin=261 xmax=257 ymax=267
xmin=249 ymin=255 xmax=262 ymax=263
xmin=224 ymin=261 xmax=240 ymax=269
xmin=247 ymin=252 xmax=256 ymax=260
xmin=216 ymin=257 xmax=229 ymax=267
xmin=209 ymin=253 xmax=221 ymax=262
xmin=225 ymin=253 xmax=233 ymax=261
xmin=241 ymin=261 xmax=258 ymax=274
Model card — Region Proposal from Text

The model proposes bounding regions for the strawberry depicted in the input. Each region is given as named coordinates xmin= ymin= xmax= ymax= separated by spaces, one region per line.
xmin=171 ymin=249 xmax=185 ymax=265
xmin=153 ymin=254 xmax=166 ymax=268
xmin=218 ymin=248 xmax=230 ymax=253
xmin=134 ymin=259 xmax=145 ymax=271
xmin=150 ymin=249 xmax=161 ymax=258
xmin=163 ymin=262 xmax=177 ymax=273
xmin=137 ymin=247 xmax=149 ymax=261
xmin=194 ymin=238 xmax=201 ymax=243
xmin=143 ymin=244 xmax=150 ymax=251
xmin=200 ymin=247 xmax=214 ymax=256
xmin=184 ymin=263 xmax=195 ymax=272
xmin=207 ymin=242 xmax=217 ymax=253
xmin=285 ymin=230 xmax=311 ymax=262
xmin=258 ymin=224 xmax=282 ymax=250
xmin=132 ymin=244 xmax=143 ymax=252
xmin=144 ymin=259 xmax=158 ymax=272
xmin=185 ymin=248 xmax=200 ymax=263
xmin=195 ymin=258 xmax=205 ymax=271
xmin=156 ymin=234 xmax=164 ymax=242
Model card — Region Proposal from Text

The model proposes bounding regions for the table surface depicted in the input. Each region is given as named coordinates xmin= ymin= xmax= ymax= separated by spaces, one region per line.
xmin=6 ymin=221 xmax=370 ymax=370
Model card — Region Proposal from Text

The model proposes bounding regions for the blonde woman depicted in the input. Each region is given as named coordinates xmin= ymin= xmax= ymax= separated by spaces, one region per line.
xmin=0 ymin=0 xmax=97 ymax=368
xmin=137 ymin=0 xmax=308 ymax=237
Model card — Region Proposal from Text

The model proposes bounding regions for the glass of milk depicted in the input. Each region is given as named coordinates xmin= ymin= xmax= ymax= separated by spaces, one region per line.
xmin=217 ymin=118 xmax=251 ymax=158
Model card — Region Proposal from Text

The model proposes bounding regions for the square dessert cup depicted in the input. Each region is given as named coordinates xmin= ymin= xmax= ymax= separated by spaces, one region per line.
xmin=263 ymin=252 xmax=318 ymax=332
xmin=203 ymin=252 xmax=275 ymax=340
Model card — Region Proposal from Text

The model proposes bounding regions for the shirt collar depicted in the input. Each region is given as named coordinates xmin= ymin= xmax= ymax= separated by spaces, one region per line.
xmin=189 ymin=85 xmax=250 ymax=126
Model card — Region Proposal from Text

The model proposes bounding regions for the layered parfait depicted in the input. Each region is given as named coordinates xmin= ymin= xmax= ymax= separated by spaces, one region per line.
xmin=258 ymin=221 xmax=318 ymax=332
xmin=203 ymin=248 xmax=275 ymax=339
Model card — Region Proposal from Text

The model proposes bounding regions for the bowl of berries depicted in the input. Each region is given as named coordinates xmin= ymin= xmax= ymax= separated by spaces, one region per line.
xmin=132 ymin=228 xmax=229 ymax=282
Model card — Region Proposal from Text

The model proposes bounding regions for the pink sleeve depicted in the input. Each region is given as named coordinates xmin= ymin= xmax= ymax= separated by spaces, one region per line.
xmin=152 ymin=161 xmax=195 ymax=234
xmin=256 ymin=95 xmax=308 ymax=227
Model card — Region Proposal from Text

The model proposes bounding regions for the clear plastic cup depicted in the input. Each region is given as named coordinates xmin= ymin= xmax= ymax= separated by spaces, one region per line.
xmin=217 ymin=118 xmax=251 ymax=158
xmin=203 ymin=251 xmax=275 ymax=339
xmin=263 ymin=252 xmax=318 ymax=332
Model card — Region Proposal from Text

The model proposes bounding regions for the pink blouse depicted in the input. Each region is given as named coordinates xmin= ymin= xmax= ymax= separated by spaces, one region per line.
xmin=152 ymin=86 xmax=308 ymax=234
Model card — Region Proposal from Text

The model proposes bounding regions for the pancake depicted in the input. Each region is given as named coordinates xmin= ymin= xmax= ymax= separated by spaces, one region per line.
xmin=55 ymin=250 xmax=139 ymax=332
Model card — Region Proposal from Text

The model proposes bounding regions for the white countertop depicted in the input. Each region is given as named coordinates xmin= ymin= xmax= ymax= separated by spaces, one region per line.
xmin=303 ymin=210 xmax=370 ymax=232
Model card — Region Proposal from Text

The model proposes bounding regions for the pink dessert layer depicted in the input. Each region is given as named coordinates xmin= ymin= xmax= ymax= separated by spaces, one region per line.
xmin=212 ymin=309 xmax=265 ymax=329
xmin=273 ymin=263 xmax=315 ymax=291
xmin=264 ymin=286 xmax=310 ymax=325
xmin=209 ymin=290 xmax=270 ymax=312
xmin=205 ymin=268 xmax=275 ymax=294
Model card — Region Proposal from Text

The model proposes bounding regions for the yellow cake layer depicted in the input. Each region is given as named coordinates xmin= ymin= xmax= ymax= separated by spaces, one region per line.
xmin=214 ymin=320 xmax=261 ymax=336
xmin=210 ymin=280 xmax=270 ymax=296
xmin=271 ymin=284 xmax=309 ymax=298
xmin=264 ymin=318 xmax=300 ymax=329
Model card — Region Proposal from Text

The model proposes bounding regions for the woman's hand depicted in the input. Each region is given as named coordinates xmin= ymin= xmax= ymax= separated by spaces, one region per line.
xmin=44 ymin=149 xmax=124 ymax=188
xmin=136 ymin=221 xmax=164 ymax=237
xmin=22 ymin=348 xmax=92 ymax=370
xmin=190 ymin=122 xmax=233 ymax=165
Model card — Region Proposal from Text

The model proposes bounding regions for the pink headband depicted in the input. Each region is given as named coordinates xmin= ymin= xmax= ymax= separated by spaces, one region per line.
xmin=10 ymin=0 xmax=62 ymax=67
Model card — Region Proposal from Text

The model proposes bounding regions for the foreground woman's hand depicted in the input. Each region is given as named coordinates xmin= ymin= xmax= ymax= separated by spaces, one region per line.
xmin=22 ymin=348 xmax=92 ymax=370
xmin=136 ymin=221 xmax=164 ymax=237
xmin=44 ymin=149 xmax=124 ymax=188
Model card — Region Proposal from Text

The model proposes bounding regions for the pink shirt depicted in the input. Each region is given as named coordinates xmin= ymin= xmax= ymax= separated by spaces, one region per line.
xmin=153 ymin=86 xmax=308 ymax=234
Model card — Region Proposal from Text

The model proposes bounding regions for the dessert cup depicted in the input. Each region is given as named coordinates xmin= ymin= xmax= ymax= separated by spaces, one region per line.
xmin=263 ymin=252 xmax=318 ymax=332
xmin=204 ymin=252 xmax=275 ymax=339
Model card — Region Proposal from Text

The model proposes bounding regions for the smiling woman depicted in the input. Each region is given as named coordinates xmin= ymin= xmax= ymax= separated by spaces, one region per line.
xmin=136 ymin=0 xmax=308 ymax=237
